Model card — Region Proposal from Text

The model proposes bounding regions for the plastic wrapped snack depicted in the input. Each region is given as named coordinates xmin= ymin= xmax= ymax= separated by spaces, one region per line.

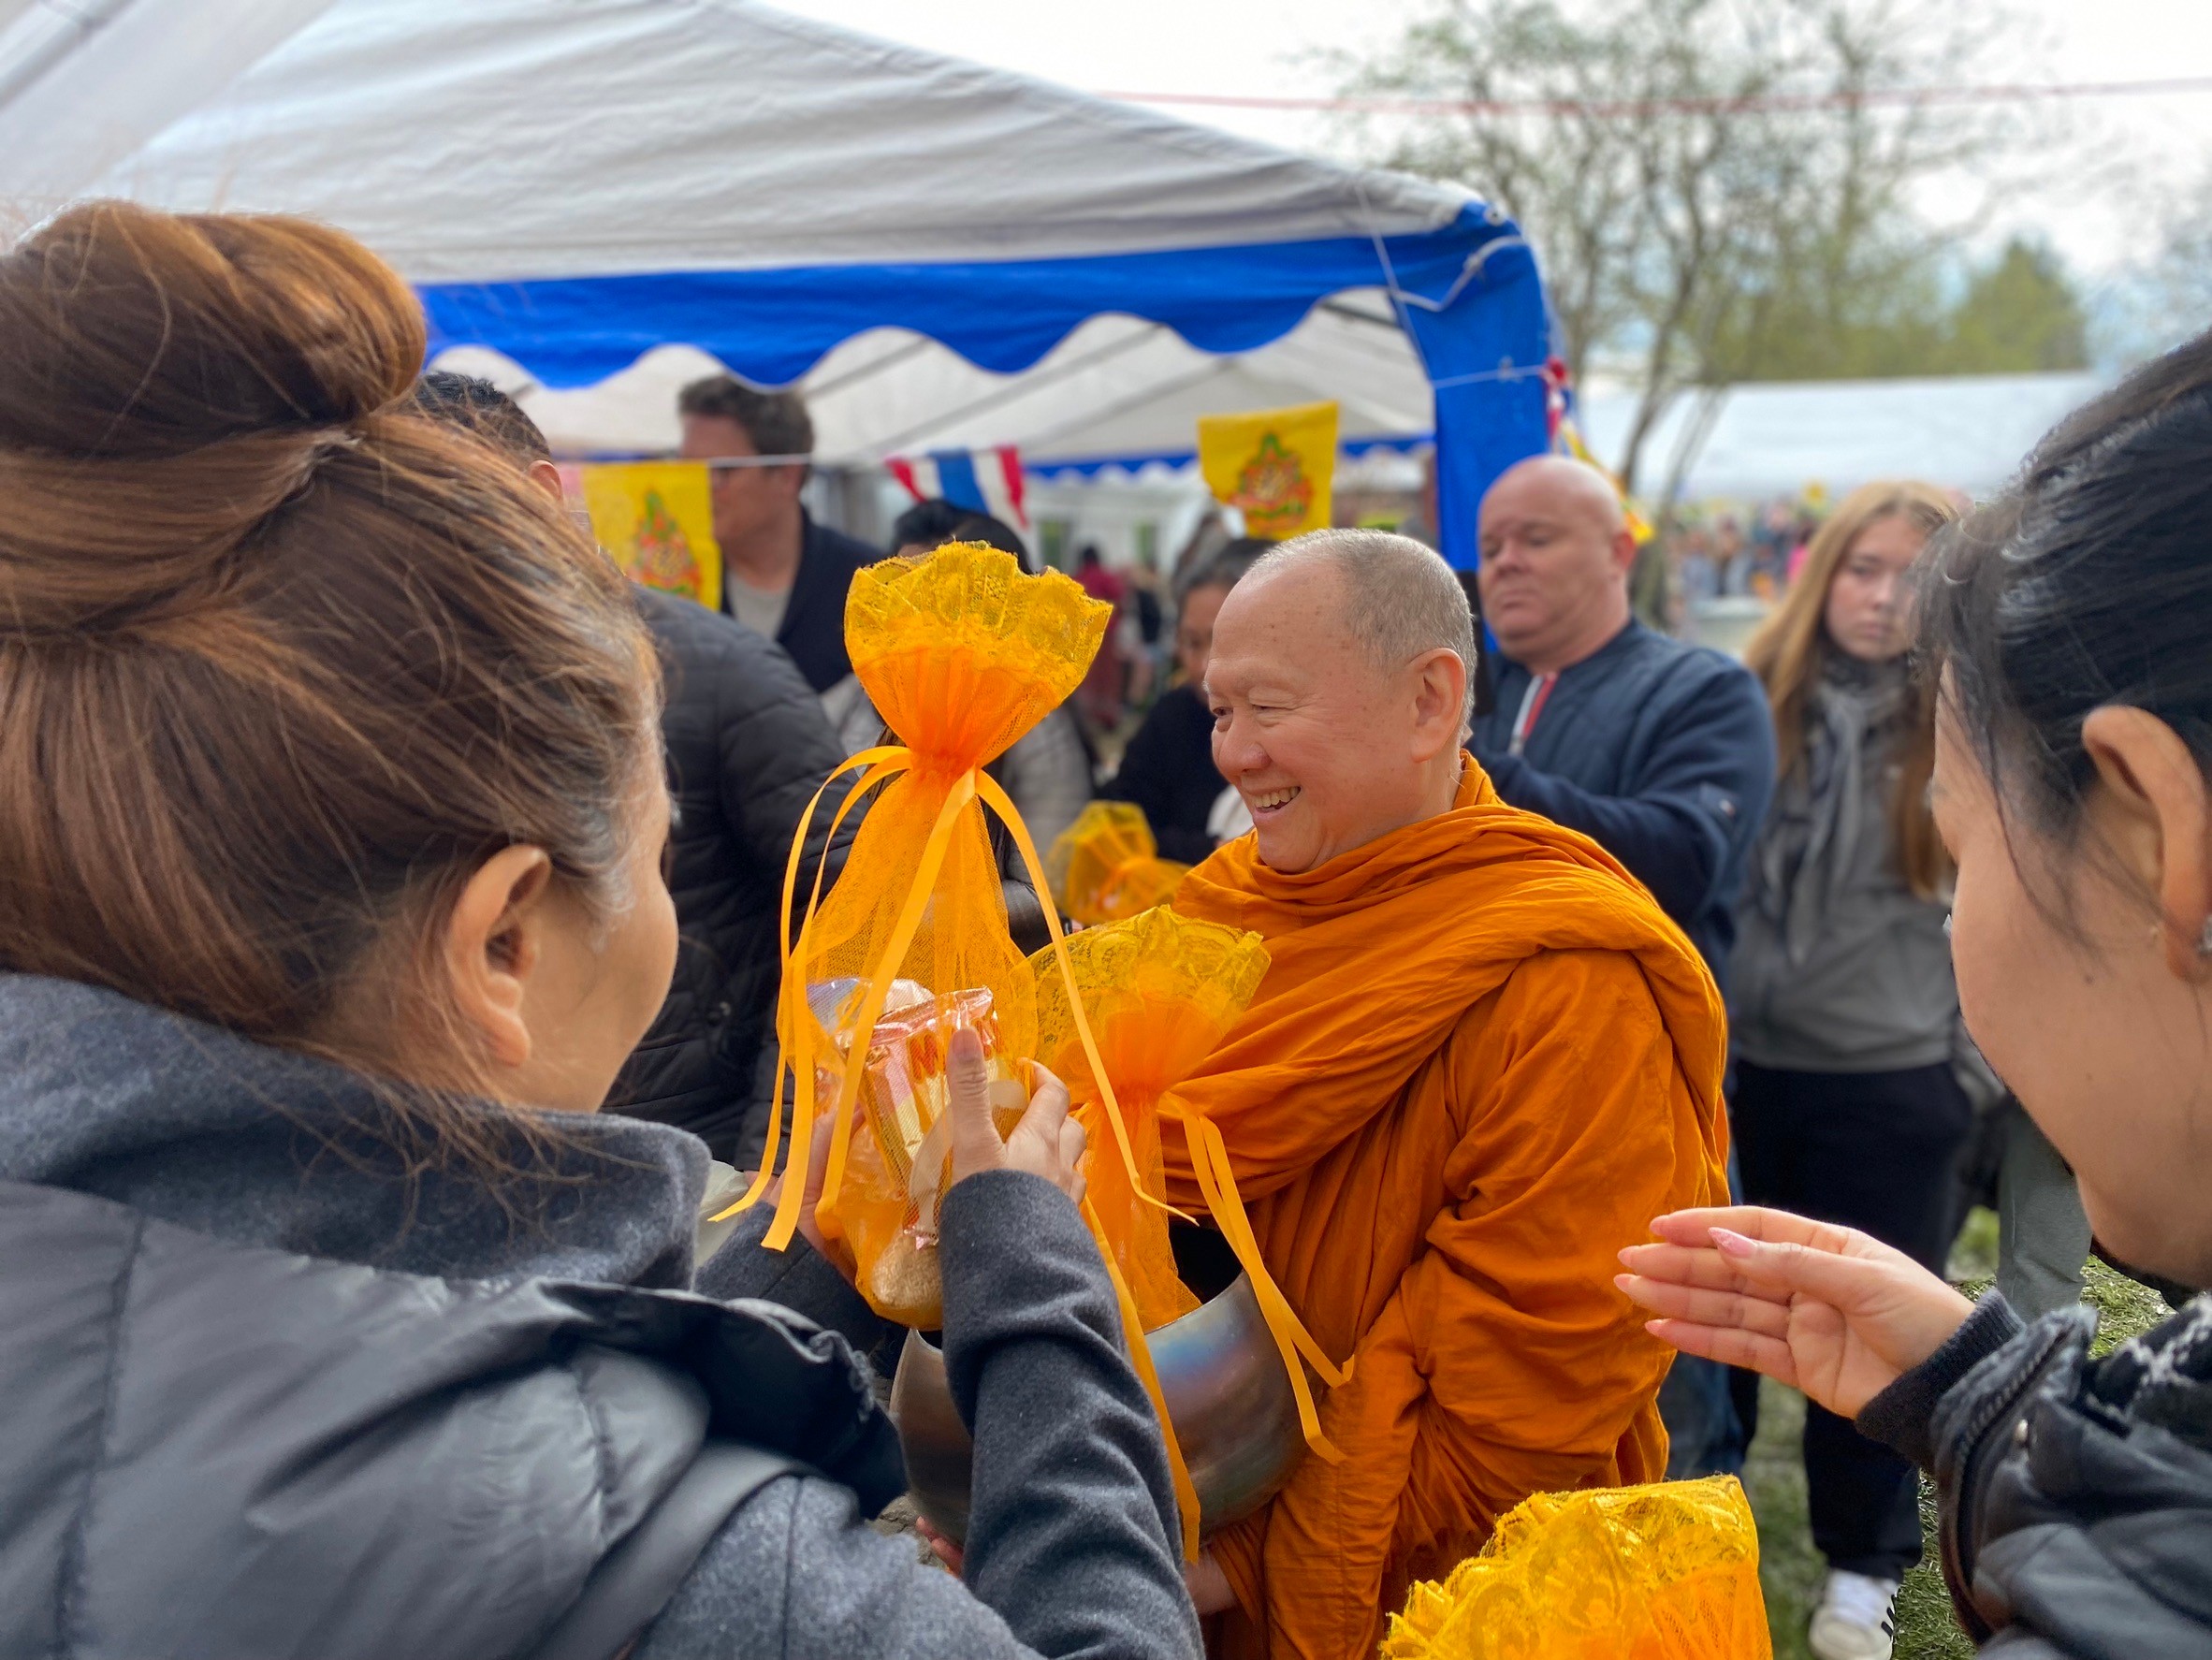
xmin=808 ymin=980 xmax=1025 ymax=1326
xmin=1030 ymin=905 xmax=1270 ymax=1331
xmin=1046 ymin=800 xmax=1190 ymax=926
xmin=1381 ymin=1476 xmax=1770 ymax=1660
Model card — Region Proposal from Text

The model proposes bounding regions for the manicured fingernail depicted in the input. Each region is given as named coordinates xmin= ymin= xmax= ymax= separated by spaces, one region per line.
xmin=1612 ymin=1274 xmax=1636 ymax=1292
xmin=1616 ymin=1246 xmax=1634 ymax=1265
xmin=1710 ymin=1227 xmax=1755 ymax=1259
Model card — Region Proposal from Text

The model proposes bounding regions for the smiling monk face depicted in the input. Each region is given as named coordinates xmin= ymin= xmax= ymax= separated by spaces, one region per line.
xmin=1203 ymin=530 xmax=1472 ymax=875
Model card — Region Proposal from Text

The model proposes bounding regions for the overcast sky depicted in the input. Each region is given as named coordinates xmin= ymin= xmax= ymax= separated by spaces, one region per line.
xmin=780 ymin=0 xmax=2212 ymax=285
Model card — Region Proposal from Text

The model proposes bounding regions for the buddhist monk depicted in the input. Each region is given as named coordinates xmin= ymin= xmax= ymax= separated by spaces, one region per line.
xmin=1163 ymin=529 xmax=1731 ymax=1658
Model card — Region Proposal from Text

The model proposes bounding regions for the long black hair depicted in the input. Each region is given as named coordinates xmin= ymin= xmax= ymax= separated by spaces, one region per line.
xmin=1922 ymin=332 xmax=2212 ymax=915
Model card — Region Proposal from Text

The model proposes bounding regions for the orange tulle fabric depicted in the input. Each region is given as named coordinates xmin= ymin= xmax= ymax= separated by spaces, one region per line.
xmin=1381 ymin=1476 xmax=1769 ymax=1660
xmin=1030 ymin=905 xmax=1271 ymax=1331
xmin=1047 ymin=801 xmax=1192 ymax=925
xmin=1164 ymin=760 xmax=1731 ymax=1660
xmin=733 ymin=542 xmax=1111 ymax=1322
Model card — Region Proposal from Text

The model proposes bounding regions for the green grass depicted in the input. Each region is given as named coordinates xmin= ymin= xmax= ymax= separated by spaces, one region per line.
xmin=1743 ymin=1376 xmax=1821 ymax=1660
xmin=1740 ymin=1220 xmax=2175 ymax=1658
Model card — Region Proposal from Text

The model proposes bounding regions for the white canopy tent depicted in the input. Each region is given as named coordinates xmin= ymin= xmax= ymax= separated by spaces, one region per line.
xmin=433 ymin=300 xmax=1436 ymax=471
xmin=1579 ymin=371 xmax=2110 ymax=503
xmin=18 ymin=0 xmax=1553 ymax=566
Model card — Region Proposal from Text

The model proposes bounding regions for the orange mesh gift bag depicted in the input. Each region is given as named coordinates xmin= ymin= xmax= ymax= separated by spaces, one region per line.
xmin=1381 ymin=1476 xmax=1770 ymax=1660
xmin=724 ymin=541 xmax=1113 ymax=1329
xmin=801 ymin=979 xmax=1026 ymax=1325
xmin=1029 ymin=905 xmax=1268 ymax=1331
xmin=1046 ymin=801 xmax=1190 ymax=926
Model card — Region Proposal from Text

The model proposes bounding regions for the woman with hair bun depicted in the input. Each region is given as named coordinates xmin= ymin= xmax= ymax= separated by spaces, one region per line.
xmin=0 ymin=203 xmax=1196 ymax=1660
xmin=1623 ymin=338 xmax=2212 ymax=1658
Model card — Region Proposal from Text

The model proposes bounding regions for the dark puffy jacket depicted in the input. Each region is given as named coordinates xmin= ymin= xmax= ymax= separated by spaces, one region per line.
xmin=613 ymin=587 xmax=852 ymax=1158
xmin=0 ymin=972 xmax=1200 ymax=1660
xmin=1859 ymin=1290 xmax=2212 ymax=1657
xmin=0 ymin=1178 xmax=899 ymax=1660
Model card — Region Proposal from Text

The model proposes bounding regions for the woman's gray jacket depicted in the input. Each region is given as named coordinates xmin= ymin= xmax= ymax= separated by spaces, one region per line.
xmin=0 ymin=973 xmax=1198 ymax=1660
xmin=1859 ymin=1289 xmax=2212 ymax=1657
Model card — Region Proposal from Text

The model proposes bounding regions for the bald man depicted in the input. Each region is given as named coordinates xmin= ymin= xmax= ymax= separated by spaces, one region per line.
xmin=1159 ymin=530 xmax=1730 ymax=1659
xmin=1474 ymin=457 xmax=1774 ymax=983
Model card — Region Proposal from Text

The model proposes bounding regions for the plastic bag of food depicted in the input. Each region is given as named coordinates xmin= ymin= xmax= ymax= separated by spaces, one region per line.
xmin=1030 ymin=905 xmax=1270 ymax=1331
xmin=807 ymin=979 xmax=1026 ymax=1325
xmin=1046 ymin=800 xmax=1191 ymax=926
xmin=1381 ymin=1475 xmax=1770 ymax=1660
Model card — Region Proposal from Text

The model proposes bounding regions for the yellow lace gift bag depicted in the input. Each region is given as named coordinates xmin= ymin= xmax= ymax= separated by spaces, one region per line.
xmin=1029 ymin=905 xmax=1268 ymax=1332
xmin=1382 ymin=1475 xmax=1770 ymax=1660
xmin=1046 ymin=801 xmax=1191 ymax=925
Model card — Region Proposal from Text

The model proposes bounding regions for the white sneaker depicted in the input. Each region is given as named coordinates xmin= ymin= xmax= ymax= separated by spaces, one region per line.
xmin=1808 ymin=1569 xmax=1898 ymax=1660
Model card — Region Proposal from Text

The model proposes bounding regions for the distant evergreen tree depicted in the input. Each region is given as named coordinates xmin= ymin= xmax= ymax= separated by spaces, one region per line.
xmin=1940 ymin=239 xmax=2088 ymax=373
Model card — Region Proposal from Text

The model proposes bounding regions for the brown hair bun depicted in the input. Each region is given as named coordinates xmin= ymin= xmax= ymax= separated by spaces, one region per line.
xmin=0 ymin=201 xmax=659 ymax=1084
xmin=1 ymin=202 xmax=422 ymax=454
xmin=0 ymin=204 xmax=434 ymax=638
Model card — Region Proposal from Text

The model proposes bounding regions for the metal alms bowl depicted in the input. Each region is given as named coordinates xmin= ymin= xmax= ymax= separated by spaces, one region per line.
xmin=888 ymin=1272 xmax=1307 ymax=1543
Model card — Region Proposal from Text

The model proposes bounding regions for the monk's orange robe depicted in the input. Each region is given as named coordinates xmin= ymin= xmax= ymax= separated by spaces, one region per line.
xmin=1162 ymin=759 xmax=1729 ymax=1659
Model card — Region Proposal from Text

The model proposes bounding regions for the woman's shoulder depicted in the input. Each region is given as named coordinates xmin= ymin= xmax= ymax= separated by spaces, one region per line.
xmin=0 ymin=1178 xmax=907 ymax=1660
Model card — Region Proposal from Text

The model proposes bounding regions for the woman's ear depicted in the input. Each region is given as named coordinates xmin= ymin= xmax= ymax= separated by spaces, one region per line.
xmin=2081 ymin=705 xmax=2212 ymax=982
xmin=444 ymin=844 xmax=557 ymax=1068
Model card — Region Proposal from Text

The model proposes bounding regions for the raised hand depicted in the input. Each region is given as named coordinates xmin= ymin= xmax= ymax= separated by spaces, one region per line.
xmin=1615 ymin=1205 xmax=1974 ymax=1420
xmin=945 ymin=1026 xmax=1087 ymax=1204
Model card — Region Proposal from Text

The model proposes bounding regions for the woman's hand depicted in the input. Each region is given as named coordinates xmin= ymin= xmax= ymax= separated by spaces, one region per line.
xmin=945 ymin=1027 xmax=1086 ymax=1204
xmin=744 ymin=1112 xmax=854 ymax=1283
xmin=1616 ymin=1205 xmax=1974 ymax=1420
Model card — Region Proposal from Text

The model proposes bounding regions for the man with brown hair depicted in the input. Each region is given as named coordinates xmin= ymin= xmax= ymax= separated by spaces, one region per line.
xmin=677 ymin=375 xmax=879 ymax=693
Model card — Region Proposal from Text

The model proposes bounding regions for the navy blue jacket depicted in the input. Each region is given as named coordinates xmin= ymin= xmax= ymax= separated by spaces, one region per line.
xmin=766 ymin=512 xmax=879 ymax=693
xmin=1470 ymin=620 xmax=1775 ymax=983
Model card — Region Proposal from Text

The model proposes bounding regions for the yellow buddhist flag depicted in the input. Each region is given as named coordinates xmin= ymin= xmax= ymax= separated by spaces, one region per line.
xmin=580 ymin=461 xmax=723 ymax=610
xmin=1197 ymin=400 xmax=1337 ymax=539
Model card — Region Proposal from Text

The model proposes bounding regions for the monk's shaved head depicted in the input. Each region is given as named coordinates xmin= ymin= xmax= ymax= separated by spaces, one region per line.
xmin=1205 ymin=531 xmax=1474 ymax=872
xmin=1243 ymin=529 xmax=1477 ymax=721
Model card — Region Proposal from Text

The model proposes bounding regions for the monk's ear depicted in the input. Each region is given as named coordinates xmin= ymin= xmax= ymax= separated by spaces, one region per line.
xmin=1408 ymin=648 xmax=1468 ymax=763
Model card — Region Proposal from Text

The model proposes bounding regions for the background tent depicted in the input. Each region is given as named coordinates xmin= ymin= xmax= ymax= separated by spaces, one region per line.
xmin=1577 ymin=371 xmax=2109 ymax=504
xmin=35 ymin=0 xmax=1552 ymax=568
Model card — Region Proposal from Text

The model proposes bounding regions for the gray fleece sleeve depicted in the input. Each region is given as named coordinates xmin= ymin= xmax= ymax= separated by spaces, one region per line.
xmin=639 ymin=1170 xmax=1198 ymax=1660
xmin=940 ymin=1171 xmax=1200 ymax=1660
xmin=694 ymin=1201 xmax=902 ymax=1375
xmin=636 ymin=1474 xmax=1041 ymax=1660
